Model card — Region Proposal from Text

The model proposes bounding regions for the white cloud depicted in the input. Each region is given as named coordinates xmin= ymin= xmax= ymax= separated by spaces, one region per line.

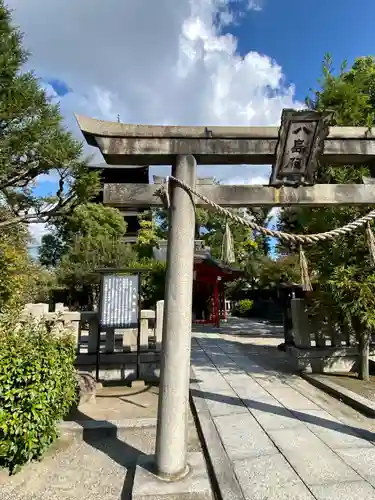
xmin=8 ymin=0 xmax=302 ymax=235
xmin=225 ymin=171 xmax=270 ymax=185
xmin=247 ymin=0 xmax=263 ymax=11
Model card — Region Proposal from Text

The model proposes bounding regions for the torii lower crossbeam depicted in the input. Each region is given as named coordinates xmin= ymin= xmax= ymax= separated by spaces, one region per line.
xmin=104 ymin=183 xmax=375 ymax=208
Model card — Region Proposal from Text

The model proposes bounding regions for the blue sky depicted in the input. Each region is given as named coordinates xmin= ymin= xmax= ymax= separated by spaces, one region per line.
xmin=25 ymin=0 xmax=375 ymax=254
xmin=227 ymin=0 xmax=375 ymax=103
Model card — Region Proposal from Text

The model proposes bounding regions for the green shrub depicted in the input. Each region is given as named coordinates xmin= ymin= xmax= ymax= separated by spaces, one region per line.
xmin=0 ymin=311 xmax=78 ymax=473
xmin=234 ymin=299 xmax=254 ymax=317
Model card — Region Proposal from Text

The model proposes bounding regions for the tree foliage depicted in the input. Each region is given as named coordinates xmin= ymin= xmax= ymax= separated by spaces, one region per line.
xmin=140 ymin=205 xmax=271 ymax=267
xmin=0 ymin=220 xmax=32 ymax=308
xmin=56 ymin=234 xmax=136 ymax=307
xmin=39 ymin=203 xmax=128 ymax=267
xmin=0 ymin=0 xmax=99 ymax=229
xmin=278 ymin=54 xmax=375 ymax=379
xmin=40 ymin=204 xmax=137 ymax=308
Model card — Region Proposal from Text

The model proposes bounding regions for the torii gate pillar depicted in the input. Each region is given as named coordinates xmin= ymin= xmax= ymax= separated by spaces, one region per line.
xmin=155 ymin=154 xmax=197 ymax=479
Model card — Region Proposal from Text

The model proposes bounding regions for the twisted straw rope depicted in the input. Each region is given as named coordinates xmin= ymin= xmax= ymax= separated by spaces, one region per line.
xmin=156 ymin=176 xmax=375 ymax=245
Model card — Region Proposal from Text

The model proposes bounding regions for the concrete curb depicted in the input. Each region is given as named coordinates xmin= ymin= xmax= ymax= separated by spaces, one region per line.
xmin=59 ymin=417 xmax=157 ymax=438
xmin=189 ymin=369 xmax=246 ymax=500
xmin=301 ymin=372 xmax=375 ymax=418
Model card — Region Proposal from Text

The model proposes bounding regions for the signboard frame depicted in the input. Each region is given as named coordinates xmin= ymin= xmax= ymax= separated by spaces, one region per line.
xmin=95 ymin=270 xmax=142 ymax=381
xmin=269 ymin=109 xmax=332 ymax=188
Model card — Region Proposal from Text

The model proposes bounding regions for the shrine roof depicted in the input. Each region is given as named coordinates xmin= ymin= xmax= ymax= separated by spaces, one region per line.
xmin=194 ymin=249 xmax=243 ymax=279
xmin=153 ymin=240 xmax=242 ymax=279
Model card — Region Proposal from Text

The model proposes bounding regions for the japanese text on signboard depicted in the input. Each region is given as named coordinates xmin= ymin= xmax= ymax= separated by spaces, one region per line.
xmin=100 ymin=274 xmax=139 ymax=328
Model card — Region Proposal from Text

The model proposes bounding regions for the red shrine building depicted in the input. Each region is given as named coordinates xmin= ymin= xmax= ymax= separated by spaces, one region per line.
xmin=154 ymin=240 xmax=242 ymax=327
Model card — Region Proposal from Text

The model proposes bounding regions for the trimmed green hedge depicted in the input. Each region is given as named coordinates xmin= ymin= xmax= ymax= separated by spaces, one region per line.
xmin=0 ymin=311 xmax=78 ymax=474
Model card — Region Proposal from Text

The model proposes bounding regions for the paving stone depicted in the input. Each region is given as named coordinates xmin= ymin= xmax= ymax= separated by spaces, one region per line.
xmin=227 ymin=380 xmax=273 ymax=400
xmin=337 ymin=448 xmax=375 ymax=486
xmin=228 ymin=381 xmax=281 ymax=404
xmin=205 ymin=392 xmax=248 ymax=416
xmin=196 ymin=378 xmax=234 ymax=392
xmin=264 ymin=387 xmax=321 ymax=411
xmin=310 ymin=480 xmax=375 ymax=500
xmin=251 ymin=405 xmax=304 ymax=431
xmin=217 ymin=367 xmax=244 ymax=378
xmin=230 ymin=359 xmax=262 ymax=373
xmin=296 ymin=409 xmax=374 ymax=449
xmin=291 ymin=407 xmax=341 ymax=425
xmin=219 ymin=347 xmax=242 ymax=355
xmin=221 ymin=373 xmax=253 ymax=385
xmin=267 ymin=426 xmax=360 ymax=486
xmin=213 ymin=413 xmax=277 ymax=460
xmin=233 ymin=455 xmax=315 ymax=500
xmin=239 ymin=391 xmax=286 ymax=415
xmin=255 ymin=376 xmax=295 ymax=389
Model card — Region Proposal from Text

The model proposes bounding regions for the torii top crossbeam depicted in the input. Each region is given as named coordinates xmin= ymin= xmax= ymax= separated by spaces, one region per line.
xmin=75 ymin=114 xmax=375 ymax=166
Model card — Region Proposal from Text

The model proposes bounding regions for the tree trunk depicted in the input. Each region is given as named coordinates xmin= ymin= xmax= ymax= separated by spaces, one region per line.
xmin=358 ymin=331 xmax=370 ymax=381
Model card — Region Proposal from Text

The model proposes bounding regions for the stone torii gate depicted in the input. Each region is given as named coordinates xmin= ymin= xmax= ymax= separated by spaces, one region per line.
xmin=76 ymin=110 xmax=375 ymax=485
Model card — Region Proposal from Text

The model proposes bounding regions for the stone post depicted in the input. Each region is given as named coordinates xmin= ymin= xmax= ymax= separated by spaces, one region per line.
xmin=88 ymin=314 xmax=99 ymax=354
xmin=105 ymin=328 xmax=115 ymax=353
xmin=55 ymin=303 xmax=66 ymax=313
xmin=155 ymin=155 xmax=197 ymax=480
xmin=139 ymin=310 xmax=155 ymax=351
xmin=155 ymin=300 xmax=164 ymax=351
xmin=291 ymin=298 xmax=311 ymax=347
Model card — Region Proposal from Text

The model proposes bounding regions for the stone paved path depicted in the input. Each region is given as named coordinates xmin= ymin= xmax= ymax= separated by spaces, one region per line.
xmin=192 ymin=320 xmax=375 ymax=500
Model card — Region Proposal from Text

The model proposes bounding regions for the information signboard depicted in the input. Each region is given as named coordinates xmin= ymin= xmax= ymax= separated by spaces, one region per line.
xmin=99 ymin=274 xmax=139 ymax=328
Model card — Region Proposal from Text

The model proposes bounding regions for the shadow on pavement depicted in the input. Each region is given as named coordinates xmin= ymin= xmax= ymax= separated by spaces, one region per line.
xmin=192 ymin=334 xmax=375 ymax=444
xmin=190 ymin=386 xmax=375 ymax=442
xmin=72 ymin=408 xmax=146 ymax=500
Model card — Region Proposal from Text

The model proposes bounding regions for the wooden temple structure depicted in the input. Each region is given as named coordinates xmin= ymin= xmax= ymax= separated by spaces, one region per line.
xmin=89 ymin=163 xmax=150 ymax=243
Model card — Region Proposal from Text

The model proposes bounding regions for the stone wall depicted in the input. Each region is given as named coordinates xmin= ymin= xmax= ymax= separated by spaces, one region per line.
xmin=288 ymin=298 xmax=375 ymax=374
xmin=21 ymin=301 xmax=165 ymax=382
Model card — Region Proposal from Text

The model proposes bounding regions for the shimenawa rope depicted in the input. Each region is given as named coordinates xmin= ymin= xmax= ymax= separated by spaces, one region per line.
xmin=157 ymin=176 xmax=375 ymax=290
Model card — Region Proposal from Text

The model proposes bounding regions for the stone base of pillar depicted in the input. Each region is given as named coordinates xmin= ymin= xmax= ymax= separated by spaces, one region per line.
xmin=132 ymin=451 xmax=213 ymax=499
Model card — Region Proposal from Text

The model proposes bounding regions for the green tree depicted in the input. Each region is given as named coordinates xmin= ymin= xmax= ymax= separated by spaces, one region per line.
xmin=134 ymin=211 xmax=162 ymax=260
xmin=278 ymin=54 xmax=375 ymax=379
xmin=38 ymin=233 xmax=63 ymax=268
xmin=57 ymin=235 xmax=136 ymax=309
xmin=0 ymin=1 xmax=99 ymax=229
xmin=145 ymin=205 xmax=271 ymax=266
xmin=38 ymin=203 xmax=132 ymax=307
xmin=0 ymin=213 xmax=32 ymax=308
xmin=39 ymin=203 xmax=128 ymax=267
